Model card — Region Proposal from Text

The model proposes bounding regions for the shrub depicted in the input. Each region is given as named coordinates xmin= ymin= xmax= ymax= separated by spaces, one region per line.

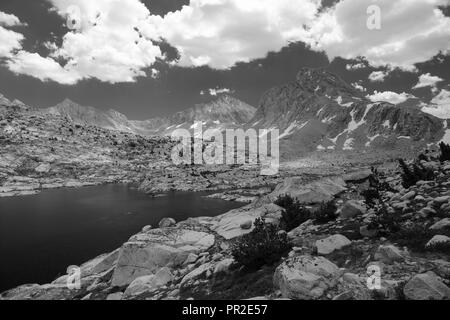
xmin=398 ymin=158 xmax=435 ymax=189
xmin=275 ymin=195 xmax=312 ymax=231
xmin=313 ymin=201 xmax=338 ymax=224
xmin=427 ymin=242 xmax=450 ymax=254
xmin=368 ymin=205 xmax=402 ymax=236
xmin=231 ymin=218 xmax=292 ymax=271
xmin=389 ymin=224 xmax=433 ymax=252
xmin=439 ymin=142 xmax=450 ymax=162
xmin=361 ymin=189 xmax=381 ymax=208
xmin=368 ymin=167 xmax=396 ymax=193
xmin=418 ymin=153 xmax=429 ymax=162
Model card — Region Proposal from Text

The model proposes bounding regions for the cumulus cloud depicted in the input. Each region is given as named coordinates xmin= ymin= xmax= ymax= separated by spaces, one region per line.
xmin=7 ymin=51 xmax=82 ymax=85
xmin=352 ymin=82 xmax=366 ymax=92
xmin=0 ymin=11 xmax=25 ymax=27
xmin=200 ymin=88 xmax=232 ymax=96
xmin=3 ymin=0 xmax=450 ymax=84
xmin=307 ymin=0 xmax=450 ymax=71
xmin=346 ymin=62 xmax=366 ymax=70
xmin=368 ymin=70 xmax=388 ymax=82
xmin=0 ymin=27 xmax=23 ymax=58
xmin=367 ymin=91 xmax=415 ymax=105
xmin=148 ymin=0 xmax=322 ymax=68
xmin=422 ymin=89 xmax=450 ymax=118
xmin=413 ymin=73 xmax=444 ymax=89
xmin=4 ymin=1 xmax=162 ymax=84
xmin=0 ymin=12 xmax=24 ymax=58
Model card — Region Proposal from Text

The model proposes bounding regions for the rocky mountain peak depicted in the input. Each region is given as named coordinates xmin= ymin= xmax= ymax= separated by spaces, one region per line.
xmin=295 ymin=67 xmax=362 ymax=99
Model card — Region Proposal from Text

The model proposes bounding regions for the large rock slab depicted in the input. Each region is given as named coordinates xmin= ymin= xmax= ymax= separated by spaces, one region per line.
xmin=124 ymin=267 xmax=173 ymax=297
xmin=404 ymin=272 xmax=450 ymax=300
xmin=209 ymin=203 xmax=284 ymax=240
xmin=80 ymin=249 xmax=120 ymax=277
xmin=267 ymin=176 xmax=346 ymax=205
xmin=314 ymin=235 xmax=351 ymax=255
xmin=274 ymin=255 xmax=341 ymax=300
xmin=342 ymin=170 xmax=372 ymax=183
xmin=111 ymin=228 xmax=215 ymax=287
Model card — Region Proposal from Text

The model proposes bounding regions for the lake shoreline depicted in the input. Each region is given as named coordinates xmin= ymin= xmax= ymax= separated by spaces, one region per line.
xmin=0 ymin=184 xmax=244 ymax=292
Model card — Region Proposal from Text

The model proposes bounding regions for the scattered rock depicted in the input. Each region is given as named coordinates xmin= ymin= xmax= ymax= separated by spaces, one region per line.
xmin=124 ymin=267 xmax=173 ymax=297
xmin=426 ymin=235 xmax=450 ymax=248
xmin=34 ymin=163 xmax=51 ymax=174
xmin=210 ymin=204 xmax=283 ymax=240
xmin=240 ymin=219 xmax=253 ymax=230
xmin=314 ymin=234 xmax=351 ymax=255
xmin=267 ymin=176 xmax=346 ymax=205
xmin=332 ymin=291 xmax=354 ymax=300
xmin=374 ymin=245 xmax=406 ymax=264
xmin=401 ymin=191 xmax=416 ymax=201
xmin=404 ymin=272 xmax=450 ymax=300
xmin=183 ymin=253 xmax=199 ymax=266
xmin=106 ymin=292 xmax=123 ymax=300
xmin=180 ymin=263 xmax=213 ymax=290
xmin=158 ymin=218 xmax=176 ymax=228
xmin=430 ymin=218 xmax=450 ymax=231
xmin=340 ymin=200 xmax=367 ymax=219
xmin=111 ymin=228 xmax=214 ymax=287
xmin=213 ymin=259 xmax=235 ymax=275
xmin=274 ymin=255 xmax=341 ymax=300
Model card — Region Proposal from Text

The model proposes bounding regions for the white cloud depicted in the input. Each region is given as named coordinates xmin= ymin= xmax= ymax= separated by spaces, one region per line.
xmin=0 ymin=12 xmax=24 ymax=58
xmin=201 ymin=88 xmax=232 ymax=96
xmin=307 ymin=0 xmax=450 ymax=71
xmin=3 ymin=0 xmax=450 ymax=84
xmin=0 ymin=11 xmax=25 ymax=27
xmin=367 ymin=91 xmax=415 ymax=105
xmin=148 ymin=0 xmax=322 ymax=69
xmin=157 ymin=0 xmax=450 ymax=70
xmin=4 ymin=1 xmax=162 ymax=84
xmin=209 ymin=88 xmax=231 ymax=96
xmin=422 ymin=89 xmax=450 ymax=119
xmin=7 ymin=51 xmax=82 ymax=85
xmin=352 ymin=82 xmax=366 ymax=92
xmin=0 ymin=26 xmax=23 ymax=58
xmin=368 ymin=70 xmax=388 ymax=82
xmin=346 ymin=62 xmax=366 ymax=70
xmin=413 ymin=73 xmax=444 ymax=89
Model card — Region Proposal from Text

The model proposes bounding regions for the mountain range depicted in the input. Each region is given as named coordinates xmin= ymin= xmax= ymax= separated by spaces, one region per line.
xmin=39 ymin=94 xmax=257 ymax=137
xmin=2 ymin=68 xmax=449 ymax=158
xmin=249 ymin=68 xmax=450 ymax=156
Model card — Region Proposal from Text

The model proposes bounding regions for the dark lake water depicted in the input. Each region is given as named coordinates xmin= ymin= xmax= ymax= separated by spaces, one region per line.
xmin=0 ymin=184 xmax=243 ymax=292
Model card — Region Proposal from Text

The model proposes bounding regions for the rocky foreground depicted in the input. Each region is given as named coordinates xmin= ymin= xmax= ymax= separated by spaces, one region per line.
xmin=2 ymin=154 xmax=450 ymax=300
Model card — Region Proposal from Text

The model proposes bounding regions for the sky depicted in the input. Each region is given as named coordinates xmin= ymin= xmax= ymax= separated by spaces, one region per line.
xmin=0 ymin=0 xmax=449 ymax=119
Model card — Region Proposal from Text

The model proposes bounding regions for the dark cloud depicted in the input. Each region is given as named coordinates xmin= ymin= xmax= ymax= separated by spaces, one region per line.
xmin=142 ymin=0 xmax=188 ymax=16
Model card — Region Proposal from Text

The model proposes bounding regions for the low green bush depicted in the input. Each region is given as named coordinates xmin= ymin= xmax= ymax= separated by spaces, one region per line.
xmin=439 ymin=142 xmax=450 ymax=162
xmin=231 ymin=218 xmax=292 ymax=271
xmin=398 ymin=159 xmax=435 ymax=189
xmin=275 ymin=195 xmax=312 ymax=231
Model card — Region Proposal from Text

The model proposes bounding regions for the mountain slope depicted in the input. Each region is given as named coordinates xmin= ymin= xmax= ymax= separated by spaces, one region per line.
xmin=40 ymin=95 xmax=256 ymax=136
xmin=250 ymin=68 xmax=449 ymax=156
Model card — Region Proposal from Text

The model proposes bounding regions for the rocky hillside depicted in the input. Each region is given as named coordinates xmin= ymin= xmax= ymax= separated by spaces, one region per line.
xmin=40 ymin=95 xmax=257 ymax=137
xmin=0 ymin=94 xmax=29 ymax=113
xmin=2 ymin=149 xmax=449 ymax=300
xmin=0 ymin=96 xmax=176 ymax=198
xmin=153 ymin=94 xmax=257 ymax=136
xmin=250 ymin=68 xmax=449 ymax=157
